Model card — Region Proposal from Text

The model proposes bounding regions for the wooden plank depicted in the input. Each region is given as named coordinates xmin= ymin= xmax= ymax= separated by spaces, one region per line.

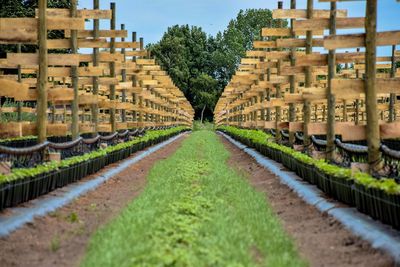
xmin=0 ymin=18 xmax=84 ymax=31
xmin=272 ymin=9 xmax=348 ymax=19
xmin=324 ymin=31 xmax=400 ymax=50
xmin=293 ymin=17 xmax=364 ymax=31
xmin=36 ymin=9 xmax=112 ymax=19
xmin=277 ymin=38 xmax=324 ymax=48
xmin=79 ymin=53 xmax=124 ymax=63
xmin=253 ymin=41 xmax=276 ymax=49
xmin=125 ymin=50 xmax=148 ymax=57
xmin=0 ymin=79 xmax=29 ymax=98
xmin=261 ymin=28 xmax=324 ymax=36
xmin=47 ymin=39 xmax=109 ymax=49
xmin=7 ymin=53 xmax=80 ymax=66
xmin=65 ymin=29 xmax=127 ymax=38
xmin=332 ymin=78 xmax=400 ymax=94
xmin=380 ymin=122 xmax=400 ymax=139
xmin=115 ymin=42 xmax=140 ymax=49
xmin=0 ymin=30 xmax=36 ymax=44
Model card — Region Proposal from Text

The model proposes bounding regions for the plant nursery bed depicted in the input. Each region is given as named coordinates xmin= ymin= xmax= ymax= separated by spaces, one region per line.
xmin=0 ymin=134 xmax=187 ymax=267
xmin=220 ymin=136 xmax=395 ymax=267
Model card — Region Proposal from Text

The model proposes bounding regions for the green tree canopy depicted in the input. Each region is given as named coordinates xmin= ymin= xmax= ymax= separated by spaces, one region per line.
xmin=149 ymin=9 xmax=285 ymax=120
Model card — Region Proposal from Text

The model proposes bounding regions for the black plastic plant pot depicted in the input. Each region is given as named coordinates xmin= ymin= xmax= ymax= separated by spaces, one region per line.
xmin=0 ymin=182 xmax=7 ymax=210
xmin=281 ymin=153 xmax=292 ymax=169
xmin=329 ymin=175 xmax=354 ymax=206
xmin=315 ymin=169 xmax=332 ymax=195
xmin=354 ymin=183 xmax=371 ymax=217
xmin=297 ymin=162 xmax=315 ymax=184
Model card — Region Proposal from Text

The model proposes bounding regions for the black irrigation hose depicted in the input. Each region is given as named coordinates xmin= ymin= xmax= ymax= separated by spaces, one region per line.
xmin=48 ymin=137 xmax=83 ymax=150
xmin=0 ymin=128 xmax=152 ymax=156
xmin=82 ymin=135 xmax=101 ymax=145
xmin=99 ymin=132 xmax=118 ymax=141
xmin=311 ymin=135 xmax=327 ymax=147
xmin=281 ymin=130 xmax=290 ymax=139
xmin=117 ymin=130 xmax=130 ymax=138
xmin=0 ymin=142 xmax=50 ymax=155
xmin=381 ymin=145 xmax=400 ymax=160
xmin=335 ymin=139 xmax=368 ymax=154
xmin=295 ymin=132 xmax=304 ymax=142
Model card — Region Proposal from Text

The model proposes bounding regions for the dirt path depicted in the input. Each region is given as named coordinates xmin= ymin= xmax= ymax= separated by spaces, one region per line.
xmin=0 ymin=134 xmax=187 ymax=267
xmin=220 ymin=135 xmax=395 ymax=267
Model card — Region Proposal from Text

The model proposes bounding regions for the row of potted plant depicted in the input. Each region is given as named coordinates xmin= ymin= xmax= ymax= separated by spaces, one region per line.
xmin=218 ymin=126 xmax=400 ymax=230
xmin=0 ymin=126 xmax=189 ymax=211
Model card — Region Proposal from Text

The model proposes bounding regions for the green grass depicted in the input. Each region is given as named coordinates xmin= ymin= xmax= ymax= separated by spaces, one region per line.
xmin=81 ymin=130 xmax=306 ymax=267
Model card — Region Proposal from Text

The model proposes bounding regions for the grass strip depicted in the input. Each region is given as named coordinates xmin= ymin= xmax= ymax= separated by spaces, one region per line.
xmin=81 ymin=130 xmax=306 ymax=267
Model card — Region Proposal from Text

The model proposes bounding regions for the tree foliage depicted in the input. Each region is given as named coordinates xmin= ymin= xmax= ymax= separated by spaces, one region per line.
xmin=149 ymin=9 xmax=284 ymax=120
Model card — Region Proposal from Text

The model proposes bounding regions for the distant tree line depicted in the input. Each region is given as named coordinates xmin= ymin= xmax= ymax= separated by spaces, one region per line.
xmin=149 ymin=9 xmax=286 ymax=120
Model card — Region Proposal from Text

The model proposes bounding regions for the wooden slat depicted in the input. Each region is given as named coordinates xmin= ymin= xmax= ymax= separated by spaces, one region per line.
xmin=7 ymin=53 xmax=80 ymax=66
xmin=272 ymin=9 xmax=348 ymax=19
xmin=0 ymin=18 xmax=84 ymax=31
xmin=65 ymin=29 xmax=127 ymax=38
xmin=331 ymin=78 xmax=400 ymax=95
xmin=35 ymin=9 xmax=112 ymax=19
xmin=324 ymin=31 xmax=400 ymax=49
xmin=293 ymin=17 xmax=364 ymax=31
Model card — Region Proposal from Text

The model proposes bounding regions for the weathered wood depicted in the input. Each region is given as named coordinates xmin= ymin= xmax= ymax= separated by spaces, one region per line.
xmin=7 ymin=53 xmax=80 ymax=66
xmin=35 ymin=8 xmax=112 ymax=19
xmin=272 ymin=9 xmax=347 ymax=19
xmin=327 ymin=1 xmax=337 ymax=161
xmin=365 ymin=0 xmax=381 ymax=172
xmin=324 ymin=31 xmax=400 ymax=50
xmin=293 ymin=17 xmax=364 ymax=31
xmin=37 ymin=0 xmax=48 ymax=143
xmin=0 ymin=18 xmax=85 ymax=31
xmin=71 ymin=0 xmax=79 ymax=140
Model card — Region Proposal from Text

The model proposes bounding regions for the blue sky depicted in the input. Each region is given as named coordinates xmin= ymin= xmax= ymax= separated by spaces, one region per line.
xmin=78 ymin=0 xmax=399 ymax=56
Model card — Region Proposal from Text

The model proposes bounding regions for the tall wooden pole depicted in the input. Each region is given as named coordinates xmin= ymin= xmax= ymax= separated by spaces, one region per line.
xmin=121 ymin=24 xmax=127 ymax=123
xmin=92 ymin=0 xmax=100 ymax=133
xmin=389 ymin=45 xmax=397 ymax=122
xmin=289 ymin=0 xmax=297 ymax=146
xmin=17 ymin=44 xmax=22 ymax=122
xmin=132 ymin=32 xmax=138 ymax=124
xmin=275 ymin=1 xmax=283 ymax=142
xmin=365 ymin=0 xmax=381 ymax=172
xmin=303 ymin=0 xmax=313 ymax=149
xmin=71 ymin=0 xmax=79 ymax=139
xmin=37 ymin=0 xmax=48 ymax=143
xmin=109 ymin=2 xmax=117 ymax=132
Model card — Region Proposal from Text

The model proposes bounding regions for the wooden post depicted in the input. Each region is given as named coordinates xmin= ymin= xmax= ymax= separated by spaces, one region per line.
xmin=121 ymin=24 xmax=127 ymax=123
xmin=71 ymin=0 xmax=79 ymax=139
xmin=109 ymin=2 xmax=117 ymax=133
xmin=17 ymin=44 xmax=22 ymax=122
xmin=92 ymin=0 xmax=100 ymax=133
xmin=355 ymin=47 xmax=361 ymax=125
xmin=365 ymin=0 xmax=381 ymax=172
xmin=289 ymin=0 xmax=297 ymax=146
xmin=303 ymin=0 xmax=313 ymax=149
xmin=37 ymin=0 xmax=48 ymax=143
xmin=131 ymin=32 xmax=137 ymax=123
xmin=275 ymin=1 xmax=283 ymax=142
xmin=389 ymin=45 xmax=397 ymax=122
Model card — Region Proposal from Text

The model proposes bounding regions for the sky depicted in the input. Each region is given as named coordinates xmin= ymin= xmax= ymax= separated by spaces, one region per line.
xmin=78 ymin=0 xmax=400 ymax=56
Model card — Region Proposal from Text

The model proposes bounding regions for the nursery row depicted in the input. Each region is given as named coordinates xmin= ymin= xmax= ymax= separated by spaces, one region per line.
xmin=0 ymin=127 xmax=189 ymax=211
xmin=81 ymin=130 xmax=306 ymax=267
xmin=218 ymin=126 xmax=400 ymax=230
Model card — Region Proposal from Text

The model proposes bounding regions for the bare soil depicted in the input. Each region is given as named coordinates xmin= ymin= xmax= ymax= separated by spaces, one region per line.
xmin=220 ymin=135 xmax=395 ymax=267
xmin=0 ymin=134 xmax=187 ymax=267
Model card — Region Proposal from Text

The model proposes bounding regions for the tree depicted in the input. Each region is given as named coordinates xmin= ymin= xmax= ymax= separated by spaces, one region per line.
xmin=149 ymin=9 xmax=284 ymax=120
